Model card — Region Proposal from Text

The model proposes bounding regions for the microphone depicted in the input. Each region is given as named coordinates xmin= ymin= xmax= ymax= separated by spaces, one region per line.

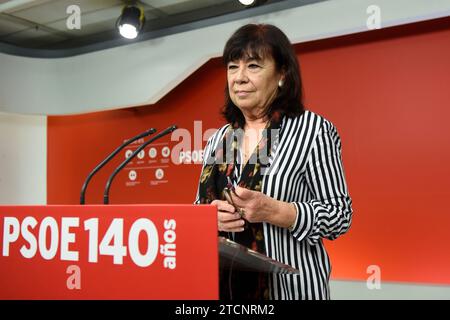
xmin=80 ymin=128 xmax=156 ymax=205
xmin=103 ymin=125 xmax=178 ymax=205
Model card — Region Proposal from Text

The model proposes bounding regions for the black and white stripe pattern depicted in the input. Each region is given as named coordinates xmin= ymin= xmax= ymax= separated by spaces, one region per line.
xmin=194 ymin=110 xmax=353 ymax=300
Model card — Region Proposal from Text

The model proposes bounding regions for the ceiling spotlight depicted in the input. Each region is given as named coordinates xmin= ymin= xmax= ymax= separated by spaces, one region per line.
xmin=239 ymin=0 xmax=255 ymax=5
xmin=238 ymin=0 xmax=268 ymax=6
xmin=117 ymin=5 xmax=145 ymax=39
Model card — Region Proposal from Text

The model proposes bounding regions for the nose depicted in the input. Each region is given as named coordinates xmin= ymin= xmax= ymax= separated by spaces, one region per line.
xmin=234 ymin=65 xmax=248 ymax=84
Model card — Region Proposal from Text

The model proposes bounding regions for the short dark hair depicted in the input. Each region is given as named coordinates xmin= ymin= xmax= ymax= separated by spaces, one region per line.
xmin=222 ymin=24 xmax=304 ymax=128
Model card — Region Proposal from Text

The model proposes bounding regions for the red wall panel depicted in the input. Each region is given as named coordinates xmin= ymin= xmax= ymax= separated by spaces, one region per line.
xmin=48 ymin=59 xmax=226 ymax=205
xmin=48 ymin=17 xmax=450 ymax=284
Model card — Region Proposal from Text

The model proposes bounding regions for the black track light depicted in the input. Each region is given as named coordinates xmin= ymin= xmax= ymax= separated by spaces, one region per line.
xmin=117 ymin=5 xmax=145 ymax=39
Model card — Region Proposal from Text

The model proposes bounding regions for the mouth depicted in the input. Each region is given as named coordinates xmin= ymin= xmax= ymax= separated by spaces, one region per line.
xmin=235 ymin=90 xmax=251 ymax=97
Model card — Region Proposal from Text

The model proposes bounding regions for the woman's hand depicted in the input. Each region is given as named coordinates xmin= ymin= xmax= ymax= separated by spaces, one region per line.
xmin=230 ymin=186 xmax=297 ymax=228
xmin=229 ymin=187 xmax=270 ymax=223
xmin=211 ymin=200 xmax=246 ymax=232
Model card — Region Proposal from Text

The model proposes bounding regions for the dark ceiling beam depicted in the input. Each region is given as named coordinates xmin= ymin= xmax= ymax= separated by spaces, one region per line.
xmin=136 ymin=0 xmax=168 ymax=19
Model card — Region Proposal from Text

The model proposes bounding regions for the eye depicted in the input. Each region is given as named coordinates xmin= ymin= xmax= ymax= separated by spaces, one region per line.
xmin=248 ymin=63 xmax=260 ymax=69
xmin=227 ymin=64 xmax=238 ymax=70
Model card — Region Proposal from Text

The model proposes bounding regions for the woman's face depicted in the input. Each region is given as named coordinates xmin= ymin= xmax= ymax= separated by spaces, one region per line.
xmin=227 ymin=54 xmax=283 ymax=117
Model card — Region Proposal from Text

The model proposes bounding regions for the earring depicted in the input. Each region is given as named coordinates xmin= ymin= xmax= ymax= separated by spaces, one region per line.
xmin=278 ymin=79 xmax=284 ymax=87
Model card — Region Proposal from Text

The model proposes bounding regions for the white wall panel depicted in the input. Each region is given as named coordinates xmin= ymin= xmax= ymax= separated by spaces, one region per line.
xmin=0 ymin=112 xmax=46 ymax=204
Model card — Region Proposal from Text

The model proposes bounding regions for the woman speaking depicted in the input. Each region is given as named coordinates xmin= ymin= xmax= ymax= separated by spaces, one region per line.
xmin=195 ymin=24 xmax=353 ymax=300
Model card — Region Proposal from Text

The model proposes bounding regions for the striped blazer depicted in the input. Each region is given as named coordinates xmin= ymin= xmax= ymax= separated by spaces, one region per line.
xmin=195 ymin=110 xmax=353 ymax=300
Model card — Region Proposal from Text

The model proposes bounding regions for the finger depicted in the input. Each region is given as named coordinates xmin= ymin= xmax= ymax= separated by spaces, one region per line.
xmin=230 ymin=192 xmax=245 ymax=208
xmin=230 ymin=187 xmax=253 ymax=208
xmin=219 ymin=219 xmax=246 ymax=232
xmin=224 ymin=227 xmax=245 ymax=232
xmin=218 ymin=210 xmax=241 ymax=222
xmin=234 ymin=186 xmax=252 ymax=198
xmin=211 ymin=200 xmax=236 ymax=213
xmin=210 ymin=199 xmax=220 ymax=206
xmin=218 ymin=201 xmax=237 ymax=213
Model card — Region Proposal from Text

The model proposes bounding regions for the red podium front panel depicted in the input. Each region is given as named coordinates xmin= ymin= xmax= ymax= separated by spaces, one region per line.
xmin=0 ymin=204 xmax=218 ymax=299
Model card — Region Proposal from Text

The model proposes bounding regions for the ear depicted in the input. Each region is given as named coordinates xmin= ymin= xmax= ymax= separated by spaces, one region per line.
xmin=279 ymin=66 xmax=286 ymax=80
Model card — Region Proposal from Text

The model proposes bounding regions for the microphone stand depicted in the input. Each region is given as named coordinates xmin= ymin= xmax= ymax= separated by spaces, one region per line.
xmin=80 ymin=128 xmax=156 ymax=205
xmin=103 ymin=125 xmax=177 ymax=205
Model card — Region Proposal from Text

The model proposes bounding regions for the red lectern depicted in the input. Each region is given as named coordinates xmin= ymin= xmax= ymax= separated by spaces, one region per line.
xmin=0 ymin=204 xmax=218 ymax=299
